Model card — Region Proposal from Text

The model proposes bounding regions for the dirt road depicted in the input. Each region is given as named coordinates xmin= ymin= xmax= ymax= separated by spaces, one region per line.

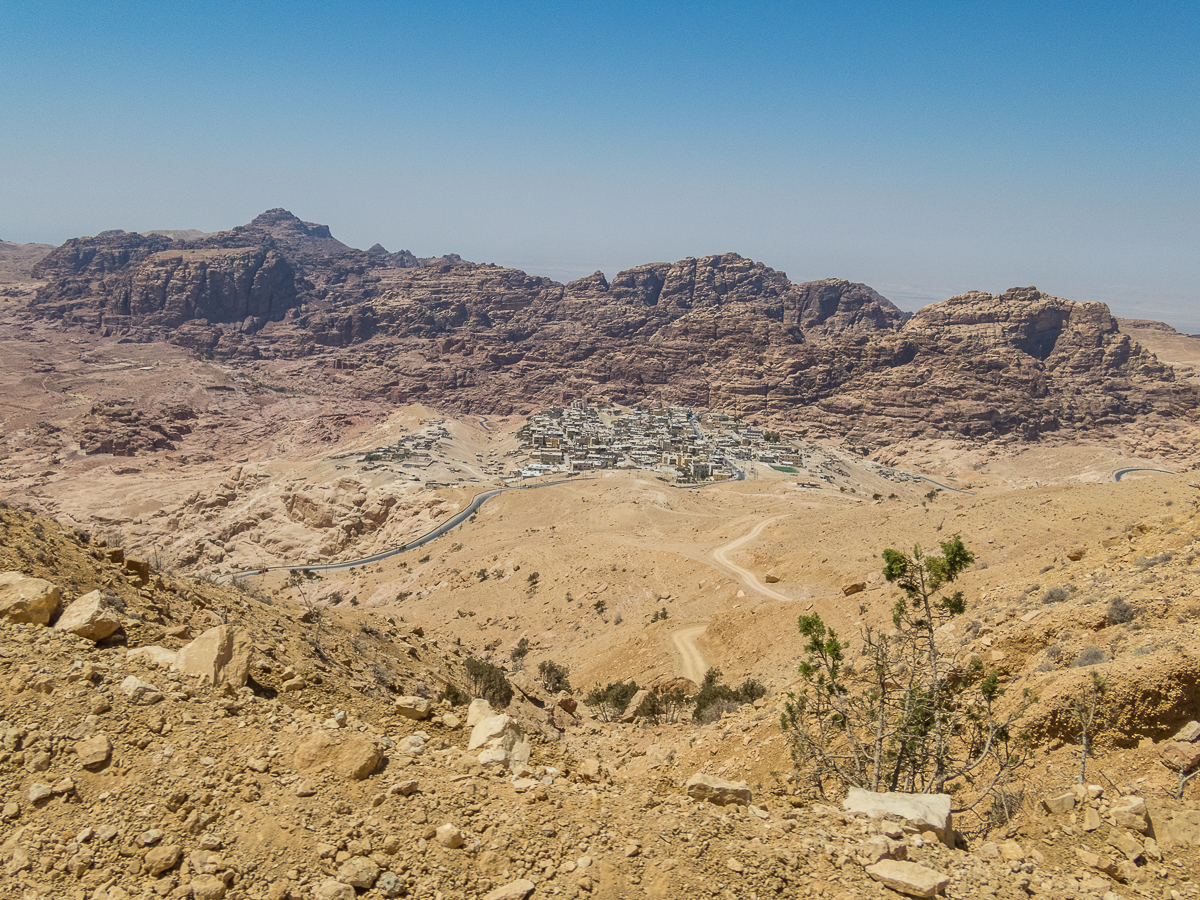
xmin=711 ymin=515 xmax=792 ymax=602
xmin=672 ymin=624 xmax=709 ymax=684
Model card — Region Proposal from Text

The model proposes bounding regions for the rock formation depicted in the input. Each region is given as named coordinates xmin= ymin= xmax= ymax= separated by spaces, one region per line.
xmin=19 ymin=210 xmax=1200 ymax=445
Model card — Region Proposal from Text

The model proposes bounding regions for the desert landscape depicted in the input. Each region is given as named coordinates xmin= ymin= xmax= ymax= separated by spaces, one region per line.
xmin=0 ymin=208 xmax=1198 ymax=900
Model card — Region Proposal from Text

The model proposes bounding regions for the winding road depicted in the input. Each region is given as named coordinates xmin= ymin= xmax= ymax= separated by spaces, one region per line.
xmin=710 ymin=515 xmax=793 ymax=602
xmin=1113 ymin=467 xmax=1175 ymax=482
xmin=669 ymin=514 xmax=794 ymax=682
xmin=224 ymin=477 xmax=579 ymax=582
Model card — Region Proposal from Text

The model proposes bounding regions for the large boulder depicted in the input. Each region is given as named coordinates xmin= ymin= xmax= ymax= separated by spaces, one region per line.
xmin=0 ymin=573 xmax=61 ymax=625
xmin=176 ymin=625 xmax=252 ymax=689
xmin=684 ymin=773 xmax=751 ymax=807
xmin=468 ymin=714 xmax=530 ymax=771
xmin=54 ymin=590 xmax=121 ymax=641
xmin=294 ymin=731 xmax=383 ymax=780
xmin=394 ymin=697 xmax=432 ymax=721
xmin=844 ymin=788 xmax=953 ymax=846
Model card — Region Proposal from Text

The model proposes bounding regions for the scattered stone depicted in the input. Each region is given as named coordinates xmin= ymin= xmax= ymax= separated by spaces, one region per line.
xmin=395 ymin=696 xmax=432 ymax=720
xmin=684 ymin=773 xmax=751 ymax=807
xmin=337 ymin=856 xmax=380 ymax=888
xmin=0 ymin=572 xmax=61 ymax=624
xmin=1173 ymin=720 xmax=1200 ymax=743
xmin=75 ymin=733 xmax=113 ymax=769
xmin=120 ymin=675 xmax=163 ymax=704
xmin=294 ymin=731 xmax=383 ymax=780
xmin=1161 ymin=740 xmax=1200 ymax=772
xmin=377 ymin=871 xmax=405 ymax=898
xmin=1041 ymin=792 xmax=1076 ymax=815
xmin=28 ymin=782 xmax=52 ymax=803
xmin=481 ymin=879 xmax=536 ymax=900
xmin=145 ymin=844 xmax=182 ymax=876
xmin=436 ymin=823 xmax=465 ymax=848
xmin=468 ymin=714 xmax=530 ymax=771
xmin=312 ymin=879 xmax=356 ymax=900
xmin=865 ymin=860 xmax=950 ymax=898
xmin=467 ymin=698 xmax=496 ymax=727
xmin=54 ymin=590 xmax=123 ymax=640
xmin=126 ymin=645 xmax=178 ymax=668
xmin=620 ymin=688 xmax=653 ymax=722
xmin=556 ymin=692 xmax=578 ymax=715
xmin=844 ymin=788 xmax=953 ymax=845
xmin=190 ymin=874 xmax=228 ymax=900
xmin=1066 ymin=547 xmax=1086 ymax=561
xmin=842 ymin=582 xmax=866 ymax=596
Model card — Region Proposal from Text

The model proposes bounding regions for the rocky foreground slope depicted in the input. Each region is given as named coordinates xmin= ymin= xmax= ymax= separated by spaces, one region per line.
xmin=1 ymin=498 xmax=1199 ymax=900
xmin=15 ymin=210 xmax=1200 ymax=450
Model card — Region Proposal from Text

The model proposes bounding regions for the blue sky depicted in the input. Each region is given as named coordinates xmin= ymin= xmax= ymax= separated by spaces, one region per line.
xmin=3 ymin=1 xmax=1198 ymax=329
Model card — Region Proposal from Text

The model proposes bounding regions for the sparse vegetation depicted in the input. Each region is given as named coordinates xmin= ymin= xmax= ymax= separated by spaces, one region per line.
xmin=1068 ymin=670 xmax=1107 ymax=783
xmin=693 ymin=668 xmax=765 ymax=724
xmin=782 ymin=535 xmax=1034 ymax=806
xmin=1107 ymin=595 xmax=1135 ymax=624
xmin=510 ymin=637 xmax=529 ymax=670
xmin=1072 ymin=645 xmax=1107 ymax=667
xmin=464 ymin=656 xmax=513 ymax=708
xmin=593 ymin=598 xmax=607 ymax=616
xmin=537 ymin=659 xmax=572 ymax=694
xmin=586 ymin=680 xmax=641 ymax=723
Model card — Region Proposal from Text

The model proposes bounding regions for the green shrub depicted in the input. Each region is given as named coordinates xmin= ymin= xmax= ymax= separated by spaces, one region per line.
xmin=692 ymin=668 xmax=765 ymax=723
xmin=537 ymin=659 xmax=572 ymax=694
xmin=464 ymin=657 xmax=513 ymax=708
xmin=585 ymin=681 xmax=640 ymax=722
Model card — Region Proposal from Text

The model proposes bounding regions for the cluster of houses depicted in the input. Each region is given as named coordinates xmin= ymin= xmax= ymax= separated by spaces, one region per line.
xmin=517 ymin=401 xmax=821 ymax=483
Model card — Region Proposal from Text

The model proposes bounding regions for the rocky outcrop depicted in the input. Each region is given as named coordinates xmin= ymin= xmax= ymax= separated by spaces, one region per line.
xmin=31 ymin=230 xmax=298 ymax=328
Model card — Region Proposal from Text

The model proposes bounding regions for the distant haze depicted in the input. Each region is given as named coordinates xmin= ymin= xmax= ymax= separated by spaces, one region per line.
xmin=3 ymin=2 xmax=1197 ymax=332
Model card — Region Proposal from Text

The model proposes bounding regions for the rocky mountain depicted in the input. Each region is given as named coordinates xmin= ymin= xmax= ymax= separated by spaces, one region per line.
xmin=19 ymin=210 xmax=1200 ymax=445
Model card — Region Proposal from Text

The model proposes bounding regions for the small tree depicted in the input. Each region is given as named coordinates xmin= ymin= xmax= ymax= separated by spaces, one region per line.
xmin=464 ymin=657 xmax=513 ymax=708
xmin=782 ymin=535 xmax=1034 ymax=808
xmin=1068 ymin=670 xmax=1107 ymax=784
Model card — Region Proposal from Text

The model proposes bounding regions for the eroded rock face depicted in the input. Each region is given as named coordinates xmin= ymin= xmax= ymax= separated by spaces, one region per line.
xmin=31 ymin=231 xmax=297 ymax=328
xmin=25 ymin=210 xmax=1199 ymax=445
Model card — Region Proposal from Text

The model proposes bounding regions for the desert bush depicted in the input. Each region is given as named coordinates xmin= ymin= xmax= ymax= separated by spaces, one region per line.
xmin=510 ymin=637 xmax=529 ymax=671
xmin=692 ymin=669 xmax=765 ymax=723
xmin=464 ymin=657 xmax=513 ymax=708
xmin=586 ymin=681 xmax=641 ymax=723
xmin=1135 ymin=551 xmax=1174 ymax=570
xmin=986 ymin=785 xmax=1025 ymax=829
xmin=537 ymin=659 xmax=572 ymax=694
xmin=782 ymin=535 xmax=1033 ymax=805
xmin=1107 ymin=596 xmax=1135 ymax=625
xmin=1041 ymin=586 xmax=1070 ymax=604
xmin=1071 ymin=645 xmax=1107 ymax=667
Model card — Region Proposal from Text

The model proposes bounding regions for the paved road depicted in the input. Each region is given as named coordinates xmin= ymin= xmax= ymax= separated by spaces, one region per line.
xmin=672 ymin=625 xmax=709 ymax=684
xmin=226 ymin=477 xmax=578 ymax=582
xmin=710 ymin=515 xmax=793 ymax=602
xmin=1114 ymin=467 xmax=1175 ymax=482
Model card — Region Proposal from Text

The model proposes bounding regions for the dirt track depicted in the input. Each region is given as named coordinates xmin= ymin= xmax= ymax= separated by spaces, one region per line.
xmin=711 ymin=514 xmax=793 ymax=602
xmin=671 ymin=624 xmax=708 ymax=683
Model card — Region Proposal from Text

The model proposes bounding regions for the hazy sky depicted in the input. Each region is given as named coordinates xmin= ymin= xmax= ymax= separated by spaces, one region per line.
xmin=4 ymin=2 xmax=1198 ymax=330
